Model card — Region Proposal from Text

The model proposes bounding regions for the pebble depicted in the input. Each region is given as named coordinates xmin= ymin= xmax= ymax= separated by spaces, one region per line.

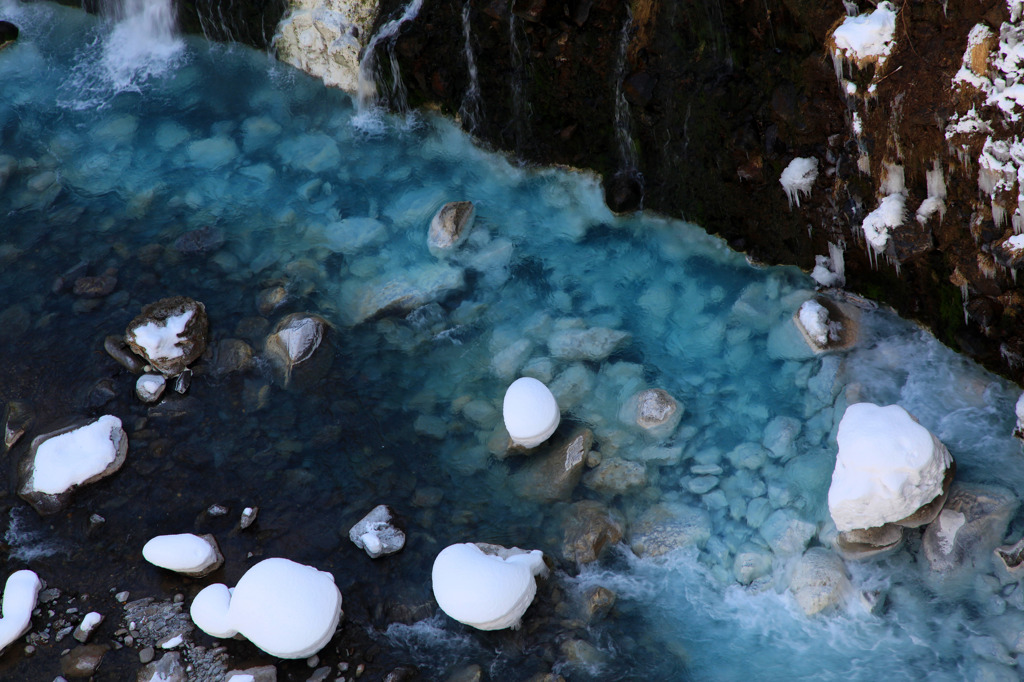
xmin=140 ymin=646 xmax=155 ymax=664
xmin=115 ymin=591 xmax=130 ymax=603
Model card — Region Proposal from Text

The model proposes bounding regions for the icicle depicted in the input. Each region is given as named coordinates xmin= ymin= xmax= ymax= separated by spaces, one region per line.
xmin=457 ymin=1 xmax=483 ymax=135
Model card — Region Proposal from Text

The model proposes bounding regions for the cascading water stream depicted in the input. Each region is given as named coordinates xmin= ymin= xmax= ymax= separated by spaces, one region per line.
xmin=355 ymin=0 xmax=424 ymax=117
xmin=457 ymin=1 xmax=483 ymax=136
xmin=101 ymin=0 xmax=184 ymax=90
xmin=507 ymin=12 xmax=532 ymax=155
xmin=613 ymin=7 xmax=638 ymax=174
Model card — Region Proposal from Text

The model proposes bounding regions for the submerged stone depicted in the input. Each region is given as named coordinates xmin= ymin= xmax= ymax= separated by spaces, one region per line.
xmin=340 ymin=263 xmax=464 ymax=325
xmin=621 ymin=388 xmax=683 ymax=438
xmin=2 ymin=399 xmax=33 ymax=452
xmin=583 ymin=457 xmax=647 ymax=495
xmin=561 ymin=500 xmax=625 ymax=565
xmin=548 ymin=326 xmax=631 ymax=362
xmin=511 ymin=428 xmax=592 ymax=502
xmin=428 ymin=201 xmax=476 ymax=255
xmin=788 ymin=548 xmax=851 ymax=616
xmin=264 ymin=313 xmax=332 ymax=388
xmin=630 ymin=503 xmax=712 ymax=558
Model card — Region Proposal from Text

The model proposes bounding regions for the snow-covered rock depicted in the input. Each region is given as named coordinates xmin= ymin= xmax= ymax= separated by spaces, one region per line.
xmin=348 ymin=505 xmax=405 ymax=558
xmin=428 ymin=201 xmax=475 ymax=255
xmin=189 ymin=558 xmax=342 ymax=659
xmin=502 ymin=377 xmax=560 ymax=448
xmin=125 ymin=297 xmax=208 ymax=376
xmin=136 ymin=374 xmax=166 ymax=403
xmin=431 ymin=542 xmax=547 ymax=631
xmin=828 ymin=1 xmax=897 ymax=80
xmin=143 ymin=533 xmax=224 ymax=578
xmin=264 ymin=313 xmax=332 ymax=388
xmin=19 ymin=415 xmax=128 ymax=515
xmin=779 ymin=157 xmax=818 ymax=208
xmin=828 ymin=403 xmax=954 ymax=532
xmin=0 ymin=570 xmax=41 ymax=653
xmin=793 ymin=297 xmax=859 ymax=353
xmin=73 ymin=612 xmax=103 ymax=643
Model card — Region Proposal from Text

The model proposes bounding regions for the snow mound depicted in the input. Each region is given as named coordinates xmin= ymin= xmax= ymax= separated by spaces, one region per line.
xmin=143 ymin=533 xmax=223 ymax=577
xmin=432 ymin=543 xmax=547 ymax=630
xmin=831 ymin=2 xmax=897 ymax=63
xmin=503 ymin=377 xmax=560 ymax=448
xmin=190 ymin=558 xmax=342 ymax=658
xmin=0 ymin=570 xmax=41 ymax=653
xmin=828 ymin=403 xmax=953 ymax=532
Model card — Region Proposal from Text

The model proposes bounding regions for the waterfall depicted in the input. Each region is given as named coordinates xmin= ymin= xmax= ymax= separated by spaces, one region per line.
xmin=457 ymin=1 xmax=483 ymax=136
xmin=507 ymin=13 xmax=532 ymax=155
xmin=101 ymin=0 xmax=184 ymax=91
xmin=355 ymin=0 xmax=424 ymax=115
xmin=613 ymin=8 xmax=638 ymax=173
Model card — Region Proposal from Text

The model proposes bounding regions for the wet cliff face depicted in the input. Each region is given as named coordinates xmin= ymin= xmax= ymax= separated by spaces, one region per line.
xmin=361 ymin=0 xmax=1024 ymax=383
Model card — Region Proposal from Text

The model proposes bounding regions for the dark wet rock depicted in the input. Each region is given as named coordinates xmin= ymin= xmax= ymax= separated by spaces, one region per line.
xmin=2 ymin=399 xmax=34 ymax=452
xmin=60 ymin=644 xmax=108 ymax=678
xmin=19 ymin=416 xmax=128 ymax=516
xmin=239 ymin=505 xmax=259 ymax=530
xmin=264 ymin=312 xmax=333 ymax=388
xmin=104 ymin=335 xmax=146 ymax=373
xmin=173 ymin=226 xmax=224 ymax=255
xmin=211 ymin=338 xmax=254 ymax=375
xmin=581 ymin=585 xmax=616 ymax=622
xmin=382 ymin=666 xmax=419 ymax=682
xmin=559 ymin=638 xmax=608 ymax=669
xmin=73 ymin=268 xmax=117 ymax=298
xmin=137 ymin=652 xmax=185 ymax=682
xmin=257 ymin=285 xmax=289 ymax=316
xmin=788 ymin=548 xmax=851 ymax=616
xmin=630 ymin=503 xmax=712 ymax=558
xmin=0 ymin=21 xmax=17 ymax=50
xmin=0 ymin=304 xmax=29 ymax=340
xmin=173 ymin=368 xmax=192 ymax=394
xmin=125 ymin=297 xmax=209 ymax=376
xmin=511 ymin=428 xmax=592 ymax=502
xmin=85 ymin=378 xmax=118 ymax=408
xmin=561 ymin=500 xmax=625 ymax=565
xmin=147 ymin=396 xmax=200 ymax=420
xmin=349 ymin=504 xmax=406 ymax=558
xmin=428 ymin=201 xmax=476 ymax=255
xmin=603 ymin=170 xmax=643 ymax=213
xmin=923 ymin=484 xmax=1018 ymax=573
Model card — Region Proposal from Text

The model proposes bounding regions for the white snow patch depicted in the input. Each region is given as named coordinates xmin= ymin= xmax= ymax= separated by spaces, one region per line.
xmin=861 ymin=194 xmax=906 ymax=253
xmin=79 ymin=612 xmax=103 ymax=635
xmin=1007 ymin=234 xmax=1024 ymax=251
xmin=779 ymin=157 xmax=818 ymax=208
xmin=131 ymin=309 xmax=194 ymax=360
xmin=797 ymin=300 xmax=834 ymax=346
xmin=31 ymin=415 xmax=124 ymax=495
xmin=934 ymin=509 xmax=965 ymax=555
xmin=831 ymin=2 xmax=897 ymax=65
xmin=811 ymin=242 xmax=846 ymax=288
xmin=0 ymin=570 xmax=41 ymax=653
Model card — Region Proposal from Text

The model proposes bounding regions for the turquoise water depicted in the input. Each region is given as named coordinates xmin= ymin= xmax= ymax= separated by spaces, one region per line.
xmin=2 ymin=2 xmax=1024 ymax=679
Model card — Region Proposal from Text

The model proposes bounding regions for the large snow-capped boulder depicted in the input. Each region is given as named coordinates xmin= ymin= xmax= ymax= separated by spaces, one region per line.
xmin=264 ymin=313 xmax=332 ymax=388
xmin=125 ymin=297 xmax=208 ymax=376
xmin=348 ymin=505 xmax=405 ymax=559
xmin=502 ymin=377 xmax=560 ymax=448
xmin=827 ymin=403 xmax=954 ymax=533
xmin=0 ymin=570 xmax=41 ymax=653
xmin=189 ymin=558 xmax=342 ymax=659
xmin=431 ymin=543 xmax=547 ymax=631
xmin=428 ymin=201 xmax=476 ymax=255
xmin=143 ymin=533 xmax=224 ymax=578
xmin=19 ymin=415 xmax=128 ymax=515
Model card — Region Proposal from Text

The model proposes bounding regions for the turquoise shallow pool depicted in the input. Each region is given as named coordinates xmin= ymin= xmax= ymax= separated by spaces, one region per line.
xmin=3 ymin=2 xmax=1024 ymax=679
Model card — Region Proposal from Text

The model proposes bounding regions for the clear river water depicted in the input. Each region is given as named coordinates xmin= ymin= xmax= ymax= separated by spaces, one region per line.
xmin=3 ymin=2 xmax=1024 ymax=680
